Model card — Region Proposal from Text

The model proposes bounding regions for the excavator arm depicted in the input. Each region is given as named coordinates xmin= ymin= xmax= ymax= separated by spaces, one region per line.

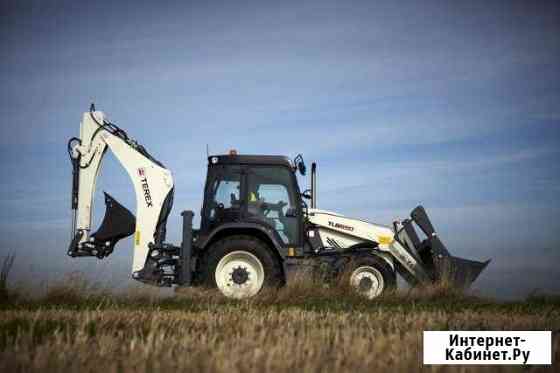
xmin=67 ymin=107 xmax=174 ymax=280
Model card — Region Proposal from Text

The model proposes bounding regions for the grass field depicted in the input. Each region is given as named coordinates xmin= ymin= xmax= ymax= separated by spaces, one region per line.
xmin=1 ymin=268 xmax=559 ymax=372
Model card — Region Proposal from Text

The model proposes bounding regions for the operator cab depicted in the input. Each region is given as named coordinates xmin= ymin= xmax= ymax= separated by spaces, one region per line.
xmin=199 ymin=153 xmax=305 ymax=248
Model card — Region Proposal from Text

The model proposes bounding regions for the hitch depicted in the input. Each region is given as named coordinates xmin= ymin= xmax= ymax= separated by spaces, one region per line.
xmin=132 ymin=210 xmax=195 ymax=287
xmin=133 ymin=242 xmax=181 ymax=287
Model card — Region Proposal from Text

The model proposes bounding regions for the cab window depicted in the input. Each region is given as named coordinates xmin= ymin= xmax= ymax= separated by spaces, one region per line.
xmin=246 ymin=167 xmax=298 ymax=245
xmin=204 ymin=166 xmax=241 ymax=229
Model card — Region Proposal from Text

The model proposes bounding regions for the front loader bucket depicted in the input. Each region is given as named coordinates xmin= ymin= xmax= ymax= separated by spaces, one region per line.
xmin=408 ymin=206 xmax=490 ymax=288
xmin=435 ymin=255 xmax=490 ymax=288
xmin=427 ymin=234 xmax=491 ymax=288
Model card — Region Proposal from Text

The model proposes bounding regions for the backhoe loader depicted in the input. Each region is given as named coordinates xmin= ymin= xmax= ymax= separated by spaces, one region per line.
xmin=67 ymin=105 xmax=489 ymax=299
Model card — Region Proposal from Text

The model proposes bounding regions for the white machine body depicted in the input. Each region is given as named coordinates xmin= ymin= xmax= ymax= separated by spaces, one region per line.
xmin=307 ymin=208 xmax=431 ymax=282
xmin=67 ymin=107 xmax=488 ymax=289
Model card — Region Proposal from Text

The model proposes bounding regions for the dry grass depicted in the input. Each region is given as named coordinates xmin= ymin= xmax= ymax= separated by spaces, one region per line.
xmin=0 ymin=253 xmax=15 ymax=302
xmin=0 ymin=266 xmax=559 ymax=372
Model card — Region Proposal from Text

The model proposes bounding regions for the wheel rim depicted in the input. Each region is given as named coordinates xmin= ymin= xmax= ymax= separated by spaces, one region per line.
xmin=215 ymin=251 xmax=265 ymax=299
xmin=350 ymin=266 xmax=385 ymax=299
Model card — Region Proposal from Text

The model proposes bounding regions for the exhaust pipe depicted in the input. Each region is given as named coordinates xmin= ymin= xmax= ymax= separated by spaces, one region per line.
xmin=311 ymin=162 xmax=317 ymax=208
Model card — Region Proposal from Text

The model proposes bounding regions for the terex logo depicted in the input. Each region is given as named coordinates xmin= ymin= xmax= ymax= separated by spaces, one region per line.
xmin=137 ymin=168 xmax=153 ymax=207
xmin=328 ymin=221 xmax=354 ymax=232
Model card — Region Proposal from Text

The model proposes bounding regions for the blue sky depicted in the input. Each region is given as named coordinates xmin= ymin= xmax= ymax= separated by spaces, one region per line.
xmin=1 ymin=0 xmax=559 ymax=298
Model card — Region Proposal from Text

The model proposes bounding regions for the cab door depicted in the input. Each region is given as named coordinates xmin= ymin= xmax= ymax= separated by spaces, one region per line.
xmin=200 ymin=165 xmax=242 ymax=234
xmin=244 ymin=166 xmax=302 ymax=247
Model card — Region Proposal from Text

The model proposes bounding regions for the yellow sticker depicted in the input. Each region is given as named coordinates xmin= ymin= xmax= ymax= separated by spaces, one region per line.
xmin=378 ymin=235 xmax=393 ymax=245
xmin=134 ymin=231 xmax=141 ymax=246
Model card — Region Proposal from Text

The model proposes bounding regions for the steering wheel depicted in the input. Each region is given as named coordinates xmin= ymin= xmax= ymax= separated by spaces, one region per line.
xmin=261 ymin=201 xmax=287 ymax=216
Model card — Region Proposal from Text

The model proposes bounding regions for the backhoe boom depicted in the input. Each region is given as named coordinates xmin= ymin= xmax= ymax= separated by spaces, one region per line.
xmin=68 ymin=109 xmax=174 ymax=279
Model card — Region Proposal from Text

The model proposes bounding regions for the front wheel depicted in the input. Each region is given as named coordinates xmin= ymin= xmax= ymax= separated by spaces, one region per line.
xmin=199 ymin=235 xmax=283 ymax=299
xmin=348 ymin=256 xmax=396 ymax=299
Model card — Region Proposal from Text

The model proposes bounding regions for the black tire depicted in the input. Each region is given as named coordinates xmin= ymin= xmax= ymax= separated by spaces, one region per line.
xmin=198 ymin=235 xmax=283 ymax=297
xmin=346 ymin=254 xmax=396 ymax=298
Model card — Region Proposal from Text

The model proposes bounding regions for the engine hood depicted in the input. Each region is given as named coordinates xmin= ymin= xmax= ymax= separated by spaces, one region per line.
xmin=306 ymin=208 xmax=395 ymax=248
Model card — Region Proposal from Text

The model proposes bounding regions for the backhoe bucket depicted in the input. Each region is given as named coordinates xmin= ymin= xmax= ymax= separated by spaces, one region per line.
xmin=68 ymin=192 xmax=135 ymax=258
xmin=92 ymin=192 xmax=136 ymax=244
xmin=407 ymin=206 xmax=490 ymax=288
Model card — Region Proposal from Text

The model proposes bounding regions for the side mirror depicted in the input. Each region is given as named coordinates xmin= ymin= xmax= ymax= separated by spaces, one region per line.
xmin=298 ymin=161 xmax=306 ymax=176
xmin=293 ymin=154 xmax=306 ymax=176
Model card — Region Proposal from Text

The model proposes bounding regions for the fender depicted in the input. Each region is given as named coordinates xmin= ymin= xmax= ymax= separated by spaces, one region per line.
xmin=345 ymin=242 xmax=395 ymax=271
xmin=197 ymin=222 xmax=287 ymax=258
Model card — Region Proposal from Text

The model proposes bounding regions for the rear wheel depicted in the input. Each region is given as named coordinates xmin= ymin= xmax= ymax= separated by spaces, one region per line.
xmin=348 ymin=256 xmax=396 ymax=299
xmin=199 ymin=235 xmax=283 ymax=299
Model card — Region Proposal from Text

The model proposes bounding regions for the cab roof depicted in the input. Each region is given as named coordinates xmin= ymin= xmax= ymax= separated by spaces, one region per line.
xmin=208 ymin=154 xmax=293 ymax=168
